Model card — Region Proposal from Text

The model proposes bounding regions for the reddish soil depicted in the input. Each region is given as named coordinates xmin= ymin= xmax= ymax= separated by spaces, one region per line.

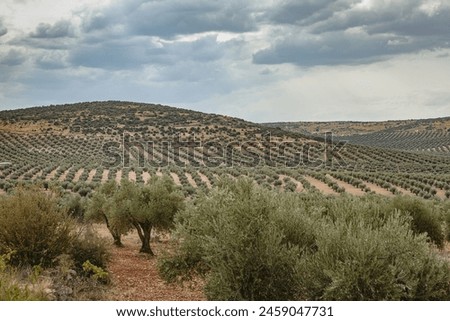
xmin=185 ymin=173 xmax=198 ymax=188
xmin=99 ymin=226 xmax=206 ymax=301
xmin=170 ymin=172 xmax=182 ymax=186
xmin=142 ymin=171 xmax=151 ymax=184
xmin=128 ymin=170 xmax=137 ymax=182
xmin=304 ymin=175 xmax=338 ymax=195
xmin=101 ymin=169 xmax=110 ymax=183
xmin=46 ymin=166 xmax=60 ymax=181
xmin=326 ymin=174 xmax=366 ymax=196
xmin=115 ymin=169 xmax=122 ymax=183
xmin=87 ymin=169 xmax=97 ymax=183
xmin=197 ymin=172 xmax=212 ymax=189
xmin=73 ymin=168 xmax=84 ymax=182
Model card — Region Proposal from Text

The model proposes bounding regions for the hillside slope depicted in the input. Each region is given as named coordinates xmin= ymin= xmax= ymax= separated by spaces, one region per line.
xmin=0 ymin=101 xmax=449 ymax=200
xmin=265 ymin=117 xmax=450 ymax=154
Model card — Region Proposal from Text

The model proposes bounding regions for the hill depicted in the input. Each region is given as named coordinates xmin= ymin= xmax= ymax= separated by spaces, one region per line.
xmin=0 ymin=101 xmax=449 ymax=200
xmin=265 ymin=117 xmax=450 ymax=154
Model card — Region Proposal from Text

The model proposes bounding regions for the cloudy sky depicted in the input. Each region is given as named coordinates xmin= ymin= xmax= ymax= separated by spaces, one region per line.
xmin=0 ymin=0 xmax=449 ymax=122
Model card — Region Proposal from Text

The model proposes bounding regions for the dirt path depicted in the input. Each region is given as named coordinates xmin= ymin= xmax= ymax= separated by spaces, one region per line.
xmin=326 ymin=174 xmax=366 ymax=196
xmin=32 ymin=169 xmax=43 ymax=180
xmin=99 ymin=226 xmax=205 ymax=301
xmin=279 ymin=175 xmax=304 ymax=192
xmin=115 ymin=169 xmax=122 ymax=183
xmin=304 ymin=175 xmax=338 ymax=195
xmin=58 ymin=168 xmax=71 ymax=182
xmin=142 ymin=171 xmax=151 ymax=184
xmin=87 ymin=169 xmax=97 ymax=183
xmin=128 ymin=170 xmax=137 ymax=182
xmin=361 ymin=181 xmax=394 ymax=197
xmin=170 ymin=172 xmax=182 ymax=186
xmin=101 ymin=169 xmax=110 ymax=183
xmin=46 ymin=166 xmax=60 ymax=181
xmin=395 ymin=185 xmax=415 ymax=197
xmin=185 ymin=173 xmax=198 ymax=188
xmin=197 ymin=172 xmax=212 ymax=189
xmin=73 ymin=168 xmax=84 ymax=183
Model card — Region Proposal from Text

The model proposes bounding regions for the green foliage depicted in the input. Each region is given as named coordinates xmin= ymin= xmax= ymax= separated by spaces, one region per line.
xmin=59 ymin=193 xmax=87 ymax=220
xmin=82 ymin=260 xmax=109 ymax=284
xmin=113 ymin=176 xmax=184 ymax=254
xmin=160 ymin=179 xmax=450 ymax=301
xmin=69 ymin=226 xmax=110 ymax=270
xmin=0 ymin=187 xmax=77 ymax=267
xmin=162 ymin=179 xmax=298 ymax=300
xmin=0 ymin=253 xmax=47 ymax=301
xmin=390 ymin=197 xmax=445 ymax=248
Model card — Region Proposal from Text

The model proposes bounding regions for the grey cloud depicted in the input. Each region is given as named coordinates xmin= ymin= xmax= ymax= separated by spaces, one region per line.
xmin=267 ymin=0 xmax=340 ymax=26
xmin=255 ymin=0 xmax=450 ymax=66
xmin=82 ymin=0 xmax=257 ymax=38
xmin=0 ymin=49 xmax=26 ymax=66
xmin=68 ymin=35 xmax=228 ymax=70
xmin=30 ymin=20 xmax=74 ymax=38
xmin=35 ymin=52 xmax=68 ymax=70
xmin=0 ymin=19 xmax=7 ymax=37
xmin=253 ymin=30 xmax=423 ymax=66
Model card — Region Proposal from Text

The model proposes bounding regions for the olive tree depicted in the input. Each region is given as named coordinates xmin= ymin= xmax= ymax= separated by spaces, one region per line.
xmin=114 ymin=176 xmax=184 ymax=255
xmin=86 ymin=180 xmax=129 ymax=247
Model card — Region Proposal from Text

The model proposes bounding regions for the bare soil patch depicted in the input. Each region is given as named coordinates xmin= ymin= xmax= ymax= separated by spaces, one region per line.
xmin=87 ymin=169 xmax=97 ymax=183
xmin=185 ymin=173 xmax=198 ymax=188
xmin=128 ymin=171 xmax=137 ymax=182
xmin=304 ymin=176 xmax=338 ymax=195
xmin=360 ymin=181 xmax=394 ymax=197
xmin=197 ymin=172 xmax=211 ymax=189
xmin=58 ymin=168 xmax=71 ymax=182
xmin=115 ymin=170 xmax=123 ymax=183
xmin=170 ymin=172 xmax=181 ymax=186
xmin=46 ymin=166 xmax=60 ymax=181
xmin=142 ymin=171 xmax=151 ymax=184
xmin=72 ymin=168 xmax=84 ymax=183
xmin=32 ymin=169 xmax=43 ymax=180
xmin=279 ymin=175 xmax=304 ymax=192
xmin=101 ymin=169 xmax=110 ymax=183
xmin=326 ymin=174 xmax=366 ymax=196
xmin=97 ymin=226 xmax=205 ymax=301
xmin=435 ymin=188 xmax=447 ymax=200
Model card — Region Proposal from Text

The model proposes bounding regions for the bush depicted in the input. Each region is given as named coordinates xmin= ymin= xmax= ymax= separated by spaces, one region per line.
xmin=69 ymin=226 xmax=110 ymax=271
xmin=160 ymin=179 xmax=450 ymax=301
xmin=0 ymin=188 xmax=77 ymax=267
xmin=296 ymin=212 xmax=449 ymax=300
xmin=0 ymin=187 xmax=110 ymax=272
xmin=390 ymin=197 xmax=445 ymax=248
xmin=161 ymin=179 xmax=298 ymax=300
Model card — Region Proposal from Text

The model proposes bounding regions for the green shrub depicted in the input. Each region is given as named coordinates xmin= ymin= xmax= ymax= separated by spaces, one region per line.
xmin=296 ymin=212 xmax=449 ymax=300
xmin=69 ymin=226 xmax=110 ymax=271
xmin=390 ymin=197 xmax=445 ymax=248
xmin=0 ymin=187 xmax=110 ymax=273
xmin=0 ymin=188 xmax=77 ymax=267
xmin=161 ymin=179 xmax=299 ymax=300
xmin=160 ymin=179 xmax=450 ymax=301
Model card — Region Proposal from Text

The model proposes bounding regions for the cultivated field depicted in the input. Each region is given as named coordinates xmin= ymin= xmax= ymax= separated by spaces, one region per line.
xmin=0 ymin=101 xmax=449 ymax=301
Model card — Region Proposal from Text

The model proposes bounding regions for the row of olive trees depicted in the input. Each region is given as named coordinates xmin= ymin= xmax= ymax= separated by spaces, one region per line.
xmin=86 ymin=176 xmax=184 ymax=255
